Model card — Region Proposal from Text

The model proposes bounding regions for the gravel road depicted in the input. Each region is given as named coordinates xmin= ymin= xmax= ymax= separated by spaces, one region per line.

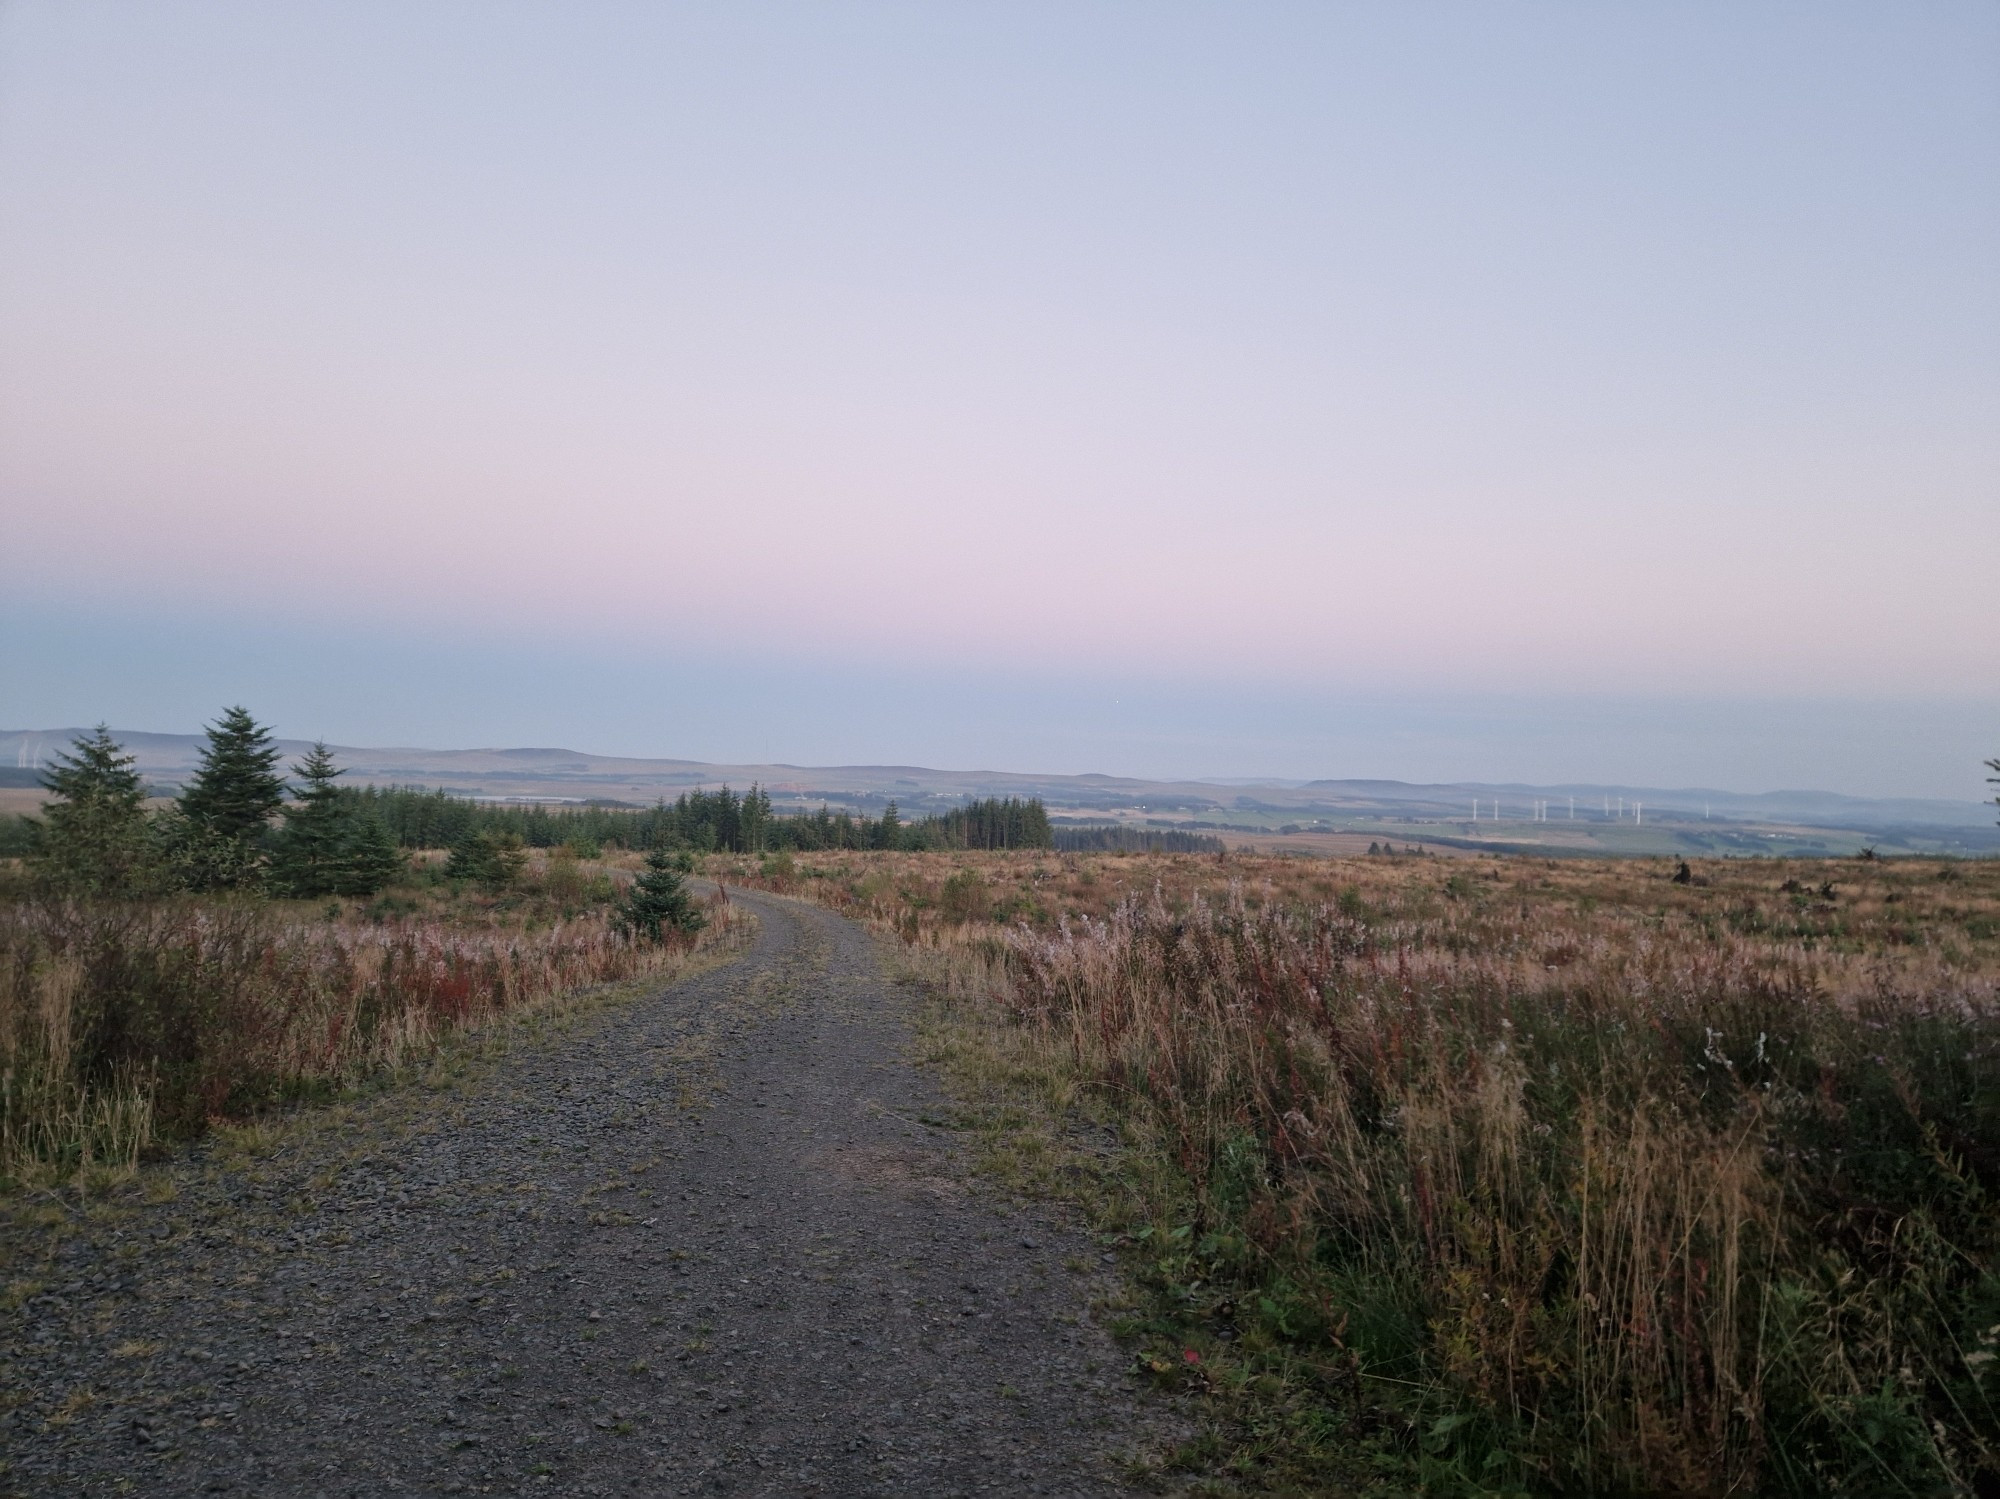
xmin=1 ymin=891 xmax=1180 ymax=1497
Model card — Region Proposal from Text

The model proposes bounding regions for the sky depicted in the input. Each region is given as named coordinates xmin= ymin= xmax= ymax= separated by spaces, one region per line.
xmin=2 ymin=3 xmax=1996 ymax=798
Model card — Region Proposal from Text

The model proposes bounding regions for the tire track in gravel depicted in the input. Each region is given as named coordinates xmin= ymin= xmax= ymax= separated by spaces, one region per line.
xmin=1 ymin=891 xmax=1183 ymax=1497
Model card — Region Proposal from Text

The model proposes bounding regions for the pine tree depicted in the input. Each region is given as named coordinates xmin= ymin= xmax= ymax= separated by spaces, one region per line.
xmin=713 ymin=786 xmax=742 ymax=853
xmin=334 ymin=815 xmax=404 ymax=897
xmin=874 ymin=800 xmax=902 ymax=851
xmin=446 ymin=830 xmax=525 ymax=892
xmin=173 ymin=706 xmax=284 ymax=888
xmin=270 ymin=743 xmax=349 ymax=897
xmin=445 ymin=832 xmax=487 ymax=888
xmin=616 ymin=847 xmax=706 ymax=942
xmin=33 ymin=725 xmax=156 ymax=895
xmin=740 ymin=784 xmax=772 ymax=853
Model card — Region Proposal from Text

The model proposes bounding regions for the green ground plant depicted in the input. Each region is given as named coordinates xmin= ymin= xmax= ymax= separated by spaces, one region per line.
xmin=445 ymin=829 xmax=529 ymax=891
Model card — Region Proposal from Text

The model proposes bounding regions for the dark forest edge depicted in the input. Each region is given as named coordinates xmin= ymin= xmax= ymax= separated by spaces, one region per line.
xmin=350 ymin=782 xmax=1058 ymax=856
xmin=349 ymin=787 xmax=1221 ymax=857
xmin=2 ymin=713 xmax=1062 ymax=899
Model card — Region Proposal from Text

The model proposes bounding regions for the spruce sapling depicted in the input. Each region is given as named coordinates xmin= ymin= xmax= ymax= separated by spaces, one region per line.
xmin=617 ymin=847 xmax=705 ymax=941
xmin=336 ymin=816 xmax=405 ymax=896
xmin=33 ymin=725 xmax=156 ymax=895
xmin=271 ymin=743 xmax=348 ymax=897
xmin=172 ymin=706 xmax=284 ymax=888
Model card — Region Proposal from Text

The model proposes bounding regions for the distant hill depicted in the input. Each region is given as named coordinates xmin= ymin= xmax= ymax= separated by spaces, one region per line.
xmin=5 ymin=727 xmax=1994 ymax=857
xmin=1294 ymin=777 xmax=1992 ymax=830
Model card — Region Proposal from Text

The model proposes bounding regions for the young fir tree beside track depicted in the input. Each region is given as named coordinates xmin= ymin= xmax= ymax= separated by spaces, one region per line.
xmin=616 ymin=847 xmax=705 ymax=941
xmin=163 ymin=706 xmax=285 ymax=890
xmin=31 ymin=725 xmax=156 ymax=895
xmin=269 ymin=743 xmax=403 ymax=898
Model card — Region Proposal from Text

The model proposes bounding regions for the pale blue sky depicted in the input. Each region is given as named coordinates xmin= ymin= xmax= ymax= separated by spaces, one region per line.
xmin=2 ymin=4 xmax=1995 ymax=796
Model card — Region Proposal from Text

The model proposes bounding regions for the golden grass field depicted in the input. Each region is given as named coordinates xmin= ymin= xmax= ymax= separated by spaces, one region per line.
xmin=709 ymin=845 xmax=2000 ymax=1493
xmin=0 ymin=851 xmax=746 ymax=1189
xmin=8 ymin=830 xmax=1998 ymax=1491
xmin=709 ymin=844 xmax=2000 ymax=968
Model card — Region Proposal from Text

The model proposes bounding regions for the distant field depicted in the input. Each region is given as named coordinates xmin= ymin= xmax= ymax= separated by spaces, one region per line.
xmin=1073 ymin=804 xmax=1998 ymax=860
xmin=1215 ymin=828 xmax=1479 ymax=858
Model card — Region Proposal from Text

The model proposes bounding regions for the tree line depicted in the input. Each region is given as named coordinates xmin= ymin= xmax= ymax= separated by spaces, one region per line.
xmin=18 ymin=712 xmax=1060 ymax=902
xmin=349 ymin=785 xmax=1054 ymax=854
xmin=1051 ymin=825 xmax=1225 ymax=854
xmin=20 ymin=713 xmax=720 ymax=958
xmin=27 ymin=712 xmax=404 ymax=899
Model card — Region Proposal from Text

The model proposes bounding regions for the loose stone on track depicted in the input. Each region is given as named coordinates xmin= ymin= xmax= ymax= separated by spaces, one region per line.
xmin=1 ymin=891 xmax=1176 ymax=1496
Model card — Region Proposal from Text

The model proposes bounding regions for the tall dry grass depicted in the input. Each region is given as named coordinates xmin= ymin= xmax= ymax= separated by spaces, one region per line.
xmin=0 ymin=887 xmax=740 ymax=1186
xmin=723 ymin=848 xmax=2000 ymax=1493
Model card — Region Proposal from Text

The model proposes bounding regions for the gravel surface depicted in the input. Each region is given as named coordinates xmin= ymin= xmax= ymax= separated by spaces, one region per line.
xmin=1 ymin=891 xmax=1181 ymax=1497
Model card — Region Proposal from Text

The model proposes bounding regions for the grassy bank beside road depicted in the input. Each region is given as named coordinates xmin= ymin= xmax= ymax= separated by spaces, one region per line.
xmin=715 ymin=847 xmax=2000 ymax=1494
xmin=0 ymin=850 xmax=744 ymax=1191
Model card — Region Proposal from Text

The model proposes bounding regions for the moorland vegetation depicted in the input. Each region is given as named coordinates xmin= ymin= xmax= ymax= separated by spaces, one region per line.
xmin=0 ymin=710 xmax=1062 ymax=1191
xmin=715 ymin=840 xmax=2000 ymax=1495
xmin=7 ymin=719 xmax=1997 ymax=1493
xmin=0 ymin=715 xmax=729 ymax=1189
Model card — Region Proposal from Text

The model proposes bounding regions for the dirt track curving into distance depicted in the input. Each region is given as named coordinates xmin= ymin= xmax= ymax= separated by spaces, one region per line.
xmin=1 ymin=891 xmax=1181 ymax=1497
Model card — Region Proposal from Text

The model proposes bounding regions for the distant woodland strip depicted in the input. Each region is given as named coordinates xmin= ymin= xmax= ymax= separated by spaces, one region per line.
xmin=1051 ymin=825 xmax=1225 ymax=854
xmin=348 ymin=785 xmax=1057 ymax=853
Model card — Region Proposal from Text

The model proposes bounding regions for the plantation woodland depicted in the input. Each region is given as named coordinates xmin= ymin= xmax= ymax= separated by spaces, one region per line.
xmin=352 ymin=783 xmax=1055 ymax=855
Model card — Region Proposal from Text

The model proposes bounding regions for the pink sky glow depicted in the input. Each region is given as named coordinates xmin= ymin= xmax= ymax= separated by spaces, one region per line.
xmin=2 ymin=4 xmax=1995 ymax=791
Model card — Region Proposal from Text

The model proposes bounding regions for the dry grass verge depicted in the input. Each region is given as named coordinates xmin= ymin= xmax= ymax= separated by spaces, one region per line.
xmin=0 ymin=873 xmax=746 ymax=1192
xmin=715 ymin=848 xmax=2000 ymax=1495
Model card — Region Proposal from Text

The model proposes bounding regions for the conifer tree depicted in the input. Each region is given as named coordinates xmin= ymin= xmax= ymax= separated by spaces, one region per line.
xmin=334 ymin=815 xmax=405 ymax=897
xmin=172 ymin=706 xmax=284 ymax=888
xmin=874 ymin=800 xmax=902 ymax=851
xmin=444 ymin=833 xmax=487 ymax=885
xmin=615 ymin=847 xmax=706 ymax=942
xmin=33 ymin=725 xmax=156 ymax=895
xmin=446 ymin=830 xmax=525 ymax=891
xmin=714 ymin=786 xmax=741 ymax=853
xmin=741 ymin=784 xmax=772 ymax=853
xmin=270 ymin=743 xmax=348 ymax=897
